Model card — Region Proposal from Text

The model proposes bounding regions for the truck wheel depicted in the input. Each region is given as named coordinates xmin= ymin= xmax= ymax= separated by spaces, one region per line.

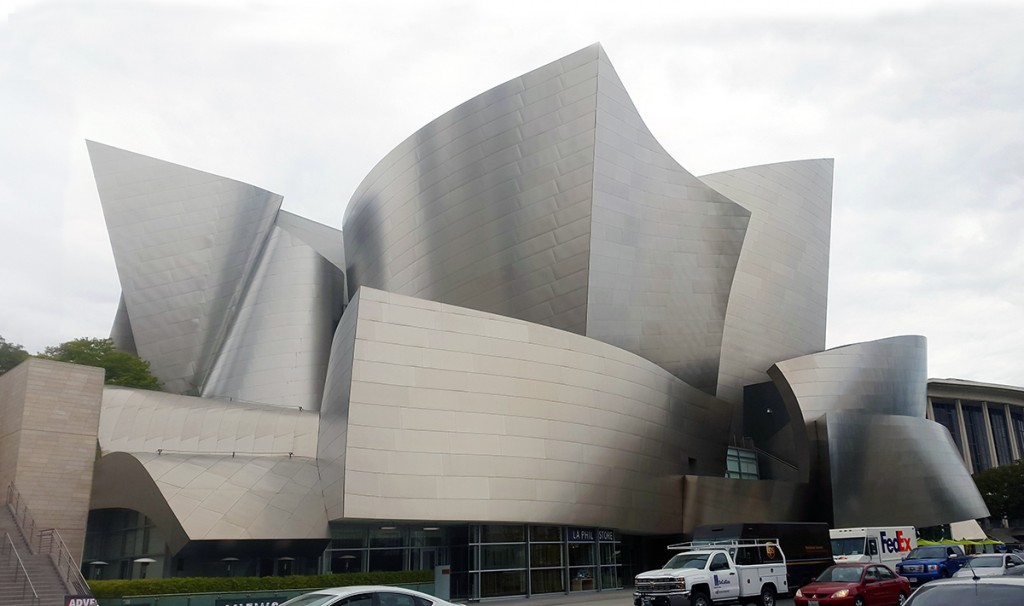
xmin=690 ymin=590 xmax=711 ymax=606
xmin=759 ymin=585 xmax=776 ymax=606
xmin=939 ymin=569 xmax=949 ymax=578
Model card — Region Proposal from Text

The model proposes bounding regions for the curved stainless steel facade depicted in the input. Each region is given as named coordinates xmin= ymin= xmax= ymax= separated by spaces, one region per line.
xmin=78 ymin=44 xmax=993 ymax=570
xmin=343 ymin=44 xmax=751 ymax=392
xmin=769 ymin=335 xmax=929 ymax=423
xmin=318 ymin=287 xmax=734 ymax=534
xmin=700 ymin=160 xmax=833 ymax=405
xmin=823 ymin=412 xmax=989 ymax=527
xmin=767 ymin=336 xmax=989 ymax=527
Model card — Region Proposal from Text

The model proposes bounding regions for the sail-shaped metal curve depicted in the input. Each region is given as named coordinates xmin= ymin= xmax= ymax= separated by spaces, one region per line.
xmin=343 ymin=43 xmax=750 ymax=391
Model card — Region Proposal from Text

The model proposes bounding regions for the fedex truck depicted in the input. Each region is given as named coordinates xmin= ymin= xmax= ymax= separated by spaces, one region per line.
xmin=830 ymin=527 xmax=917 ymax=566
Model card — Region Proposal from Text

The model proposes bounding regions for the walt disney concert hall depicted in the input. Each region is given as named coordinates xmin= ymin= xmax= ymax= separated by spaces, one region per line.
xmin=0 ymin=43 xmax=988 ymax=600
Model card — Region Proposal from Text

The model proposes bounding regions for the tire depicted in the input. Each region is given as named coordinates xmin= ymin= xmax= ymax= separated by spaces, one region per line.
xmin=939 ymin=568 xmax=949 ymax=578
xmin=897 ymin=592 xmax=907 ymax=605
xmin=760 ymin=584 xmax=776 ymax=606
xmin=690 ymin=590 xmax=711 ymax=606
xmin=853 ymin=597 xmax=865 ymax=606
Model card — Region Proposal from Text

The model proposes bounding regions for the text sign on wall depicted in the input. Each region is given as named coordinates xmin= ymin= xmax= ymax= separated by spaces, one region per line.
xmin=569 ymin=528 xmax=616 ymax=542
xmin=65 ymin=597 xmax=99 ymax=606
xmin=215 ymin=598 xmax=287 ymax=606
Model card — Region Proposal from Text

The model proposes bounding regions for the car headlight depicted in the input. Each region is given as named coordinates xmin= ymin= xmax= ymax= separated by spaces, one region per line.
xmin=926 ymin=564 xmax=939 ymax=572
xmin=830 ymin=589 xmax=850 ymax=598
xmin=795 ymin=589 xmax=804 ymax=597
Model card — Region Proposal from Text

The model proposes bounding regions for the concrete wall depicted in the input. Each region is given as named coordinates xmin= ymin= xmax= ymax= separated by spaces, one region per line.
xmin=0 ymin=358 xmax=104 ymax=558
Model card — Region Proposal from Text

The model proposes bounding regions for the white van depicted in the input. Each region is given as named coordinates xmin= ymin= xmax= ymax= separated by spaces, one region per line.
xmin=830 ymin=527 xmax=917 ymax=566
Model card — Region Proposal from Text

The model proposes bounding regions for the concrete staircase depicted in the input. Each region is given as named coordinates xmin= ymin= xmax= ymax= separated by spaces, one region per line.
xmin=0 ymin=506 xmax=71 ymax=606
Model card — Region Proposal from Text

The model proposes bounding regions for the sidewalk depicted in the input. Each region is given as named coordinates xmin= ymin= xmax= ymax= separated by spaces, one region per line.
xmin=465 ymin=589 xmax=632 ymax=605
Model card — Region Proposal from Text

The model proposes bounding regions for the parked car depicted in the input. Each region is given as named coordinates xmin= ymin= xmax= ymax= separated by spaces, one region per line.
xmin=894 ymin=545 xmax=966 ymax=585
xmin=794 ymin=563 xmax=911 ymax=606
xmin=951 ymin=553 xmax=1024 ymax=578
xmin=902 ymin=576 xmax=1024 ymax=604
xmin=279 ymin=586 xmax=458 ymax=606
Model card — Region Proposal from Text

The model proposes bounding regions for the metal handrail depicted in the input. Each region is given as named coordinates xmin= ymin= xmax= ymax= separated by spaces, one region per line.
xmin=3 ymin=532 xmax=41 ymax=606
xmin=5 ymin=483 xmax=39 ymax=553
xmin=39 ymin=527 xmax=92 ymax=596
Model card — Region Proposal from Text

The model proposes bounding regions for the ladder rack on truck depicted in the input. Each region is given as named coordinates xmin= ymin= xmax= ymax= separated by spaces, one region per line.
xmin=668 ymin=539 xmax=782 ymax=551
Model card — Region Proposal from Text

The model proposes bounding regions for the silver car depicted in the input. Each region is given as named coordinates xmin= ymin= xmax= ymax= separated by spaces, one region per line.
xmin=951 ymin=553 xmax=1024 ymax=578
xmin=278 ymin=586 xmax=459 ymax=606
xmin=904 ymin=576 xmax=1024 ymax=604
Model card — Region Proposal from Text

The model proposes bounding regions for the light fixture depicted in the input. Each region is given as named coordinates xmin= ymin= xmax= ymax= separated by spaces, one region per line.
xmin=379 ymin=526 xmax=397 ymax=530
xmin=423 ymin=527 xmax=440 ymax=531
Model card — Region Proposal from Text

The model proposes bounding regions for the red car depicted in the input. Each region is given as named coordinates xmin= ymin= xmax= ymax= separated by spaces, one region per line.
xmin=794 ymin=563 xmax=912 ymax=606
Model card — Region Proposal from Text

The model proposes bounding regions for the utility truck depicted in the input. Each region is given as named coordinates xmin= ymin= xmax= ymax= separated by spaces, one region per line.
xmin=633 ymin=539 xmax=788 ymax=606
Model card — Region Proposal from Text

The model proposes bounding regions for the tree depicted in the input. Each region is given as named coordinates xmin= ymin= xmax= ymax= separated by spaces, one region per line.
xmin=0 ymin=336 xmax=30 ymax=375
xmin=38 ymin=337 xmax=162 ymax=390
xmin=973 ymin=460 xmax=1024 ymax=521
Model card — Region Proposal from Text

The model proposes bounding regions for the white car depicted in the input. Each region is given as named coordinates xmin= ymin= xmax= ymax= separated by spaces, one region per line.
xmin=951 ymin=553 xmax=1024 ymax=578
xmin=278 ymin=585 xmax=459 ymax=606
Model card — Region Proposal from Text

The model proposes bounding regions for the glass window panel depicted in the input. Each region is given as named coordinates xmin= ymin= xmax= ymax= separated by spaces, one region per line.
xmin=480 ymin=524 xmax=525 ymax=543
xmin=330 ymin=550 xmax=364 ymax=573
xmin=1011 ymin=410 xmax=1024 ymax=457
xmin=963 ymin=404 xmax=992 ymax=471
xmin=932 ymin=401 xmax=963 ymax=455
xmin=990 ymin=408 xmax=1013 ymax=466
xmin=600 ymin=543 xmax=618 ymax=565
xmin=530 ymin=526 xmax=561 ymax=542
xmin=479 ymin=571 xmax=526 ymax=597
xmin=568 ymin=543 xmax=595 ymax=567
xmin=369 ymin=528 xmax=404 ymax=548
xmin=600 ymin=565 xmax=621 ymax=590
xmin=569 ymin=567 xmax=596 ymax=591
xmin=530 ymin=568 xmax=565 ymax=594
xmin=409 ymin=528 xmax=445 ymax=547
xmin=368 ymin=549 xmax=404 ymax=571
xmin=530 ymin=543 xmax=562 ymax=568
xmin=331 ymin=527 xmax=368 ymax=549
xmin=481 ymin=544 xmax=526 ymax=570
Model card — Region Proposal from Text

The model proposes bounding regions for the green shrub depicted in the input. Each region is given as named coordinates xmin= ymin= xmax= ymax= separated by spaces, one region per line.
xmin=89 ymin=570 xmax=434 ymax=598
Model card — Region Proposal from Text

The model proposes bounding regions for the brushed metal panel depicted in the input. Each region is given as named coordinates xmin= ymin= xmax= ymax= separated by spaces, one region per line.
xmin=700 ymin=159 xmax=833 ymax=405
xmin=587 ymin=47 xmax=751 ymax=393
xmin=343 ymin=45 xmax=601 ymax=336
xmin=109 ymin=293 xmax=138 ymax=356
xmin=770 ymin=335 xmax=928 ymax=423
xmin=824 ymin=412 xmax=990 ymax=527
xmin=681 ymin=475 xmax=810 ymax=533
xmin=318 ymin=289 xmax=363 ymax=521
xmin=88 ymin=141 xmax=282 ymax=395
xmin=200 ymin=225 xmax=344 ymax=410
xmin=328 ymin=287 xmax=733 ymax=534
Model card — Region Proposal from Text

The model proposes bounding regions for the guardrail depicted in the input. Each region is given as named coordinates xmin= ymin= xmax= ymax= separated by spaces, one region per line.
xmin=40 ymin=527 xmax=92 ymax=595
xmin=5 ymin=483 xmax=39 ymax=553
xmin=3 ymin=531 xmax=41 ymax=606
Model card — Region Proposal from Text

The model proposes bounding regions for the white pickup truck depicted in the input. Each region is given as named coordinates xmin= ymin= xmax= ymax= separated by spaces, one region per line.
xmin=633 ymin=540 xmax=789 ymax=606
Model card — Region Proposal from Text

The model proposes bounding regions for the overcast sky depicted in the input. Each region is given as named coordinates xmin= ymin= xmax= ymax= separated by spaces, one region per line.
xmin=1 ymin=1 xmax=1021 ymax=386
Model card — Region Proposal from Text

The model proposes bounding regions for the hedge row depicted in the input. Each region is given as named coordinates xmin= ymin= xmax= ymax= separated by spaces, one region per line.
xmin=88 ymin=570 xmax=434 ymax=598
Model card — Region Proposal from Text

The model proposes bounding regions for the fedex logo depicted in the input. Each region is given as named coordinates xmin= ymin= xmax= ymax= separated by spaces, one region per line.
xmin=880 ymin=530 xmax=913 ymax=554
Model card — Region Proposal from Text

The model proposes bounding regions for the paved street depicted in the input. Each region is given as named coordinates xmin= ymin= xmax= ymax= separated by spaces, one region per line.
xmin=472 ymin=589 xmax=796 ymax=606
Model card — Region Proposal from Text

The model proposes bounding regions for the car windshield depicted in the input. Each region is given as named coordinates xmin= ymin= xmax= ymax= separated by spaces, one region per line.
xmin=969 ymin=556 xmax=1004 ymax=568
xmin=905 ymin=584 xmax=1024 ymax=605
xmin=664 ymin=554 xmax=710 ymax=570
xmin=816 ymin=566 xmax=863 ymax=583
xmin=832 ymin=538 xmax=866 ymax=556
xmin=906 ymin=546 xmax=946 ymax=559
xmin=279 ymin=594 xmax=338 ymax=606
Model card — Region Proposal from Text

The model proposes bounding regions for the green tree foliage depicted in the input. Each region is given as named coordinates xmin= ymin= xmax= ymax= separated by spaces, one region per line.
xmin=973 ymin=460 xmax=1024 ymax=520
xmin=0 ymin=336 xmax=31 ymax=375
xmin=38 ymin=337 xmax=162 ymax=390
